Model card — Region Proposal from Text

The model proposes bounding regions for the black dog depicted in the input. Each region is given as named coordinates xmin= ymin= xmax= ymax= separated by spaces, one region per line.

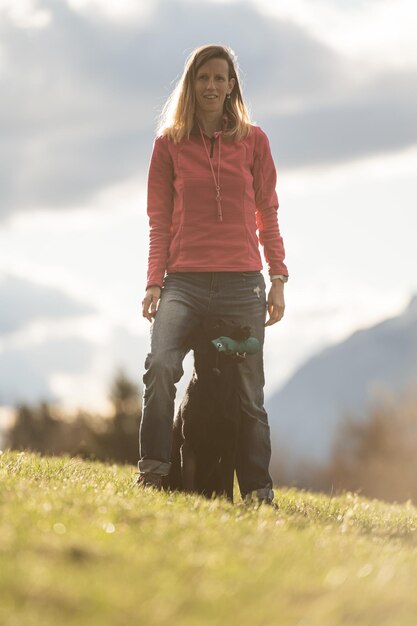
xmin=163 ymin=319 xmax=255 ymax=502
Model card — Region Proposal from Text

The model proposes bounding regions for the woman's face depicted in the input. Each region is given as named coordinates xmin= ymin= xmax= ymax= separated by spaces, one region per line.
xmin=194 ymin=58 xmax=236 ymax=118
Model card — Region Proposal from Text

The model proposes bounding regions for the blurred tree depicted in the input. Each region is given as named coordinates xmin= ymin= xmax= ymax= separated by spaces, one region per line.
xmin=299 ymin=381 xmax=417 ymax=504
xmin=102 ymin=368 xmax=142 ymax=464
xmin=4 ymin=369 xmax=142 ymax=466
xmin=110 ymin=368 xmax=141 ymax=416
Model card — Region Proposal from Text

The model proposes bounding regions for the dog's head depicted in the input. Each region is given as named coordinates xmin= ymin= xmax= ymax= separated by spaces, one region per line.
xmin=201 ymin=319 xmax=252 ymax=343
xmin=186 ymin=319 xmax=256 ymax=374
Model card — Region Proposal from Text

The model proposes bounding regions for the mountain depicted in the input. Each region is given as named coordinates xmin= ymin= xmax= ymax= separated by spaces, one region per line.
xmin=266 ymin=295 xmax=417 ymax=473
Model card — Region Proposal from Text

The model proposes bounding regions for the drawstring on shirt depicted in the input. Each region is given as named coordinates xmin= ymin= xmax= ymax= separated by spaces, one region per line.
xmin=198 ymin=123 xmax=223 ymax=222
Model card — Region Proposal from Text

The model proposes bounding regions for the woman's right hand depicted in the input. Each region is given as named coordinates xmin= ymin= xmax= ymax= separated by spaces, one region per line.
xmin=142 ymin=286 xmax=161 ymax=322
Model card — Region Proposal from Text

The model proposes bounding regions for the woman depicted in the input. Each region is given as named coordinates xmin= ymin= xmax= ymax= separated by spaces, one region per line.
xmin=138 ymin=44 xmax=288 ymax=505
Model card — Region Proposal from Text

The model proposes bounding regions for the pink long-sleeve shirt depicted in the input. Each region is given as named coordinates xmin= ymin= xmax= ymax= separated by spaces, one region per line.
xmin=146 ymin=123 xmax=288 ymax=289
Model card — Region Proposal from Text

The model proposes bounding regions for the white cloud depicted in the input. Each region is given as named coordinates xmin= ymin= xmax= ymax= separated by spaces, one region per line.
xmin=65 ymin=0 xmax=153 ymax=22
xmin=48 ymin=324 xmax=146 ymax=414
xmin=282 ymin=144 xmax=417 ymax=196
xmin=0 ymin=335 xmax=95 ymax=405
xmin=0 ymin=175 xmax=149 ymax=330
xmin=255 ymin=0 xmax=417 ymax=69
xmin=0 ymin=273 xmax=96 ymax=336
xmin=0 ymin=0 xmax=51 ymax=28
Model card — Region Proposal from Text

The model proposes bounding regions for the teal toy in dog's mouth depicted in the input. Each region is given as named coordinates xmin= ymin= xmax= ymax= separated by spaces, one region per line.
xmin=211 ymin=335 xmax=260 ymax=357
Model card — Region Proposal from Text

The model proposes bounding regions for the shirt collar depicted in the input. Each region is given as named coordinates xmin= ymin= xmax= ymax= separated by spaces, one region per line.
xmin=190 ymin=114 xmax=230 ymax=136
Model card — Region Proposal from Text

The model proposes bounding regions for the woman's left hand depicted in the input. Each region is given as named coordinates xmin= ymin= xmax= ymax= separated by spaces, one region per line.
xmin=265 ymin=281 xmax=285 ymax=326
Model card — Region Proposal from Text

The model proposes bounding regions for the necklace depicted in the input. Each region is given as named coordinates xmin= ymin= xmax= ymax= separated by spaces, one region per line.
xmin=197 ymin=123 xmax=223 ymax=222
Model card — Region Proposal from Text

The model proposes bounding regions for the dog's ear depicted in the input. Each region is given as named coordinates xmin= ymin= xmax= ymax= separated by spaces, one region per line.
xmin=223 ymin=320 xmax=239 ymax=339
xmin=233 ymin=325 xmax=252 ymax=341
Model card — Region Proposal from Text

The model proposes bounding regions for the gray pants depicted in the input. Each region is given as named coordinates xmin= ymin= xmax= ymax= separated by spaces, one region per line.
xmin=138 ymin=271 xmax=274 ymax=501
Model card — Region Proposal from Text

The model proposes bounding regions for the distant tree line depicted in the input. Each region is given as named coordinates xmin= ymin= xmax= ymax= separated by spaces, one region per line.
xmin=4 ymin=369 xmax=141 ymax=466
xmin=323 ymin=384 xmax=417 ymax=504
xmin=5 ymin=370 xmax=417 ymax=505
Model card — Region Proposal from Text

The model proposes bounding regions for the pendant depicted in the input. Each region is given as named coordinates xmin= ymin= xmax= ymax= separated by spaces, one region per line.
xmin=216 ymin=186 xmax=222 ymax=222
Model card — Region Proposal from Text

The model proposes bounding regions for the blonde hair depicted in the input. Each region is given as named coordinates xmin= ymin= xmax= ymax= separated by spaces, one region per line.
xmin=157 ymin=44 xmax=251 ymax=142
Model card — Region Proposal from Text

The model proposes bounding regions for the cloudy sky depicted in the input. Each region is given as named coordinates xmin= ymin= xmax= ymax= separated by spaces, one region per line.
xmin=1 ymin=0 xmax=416 ymax=423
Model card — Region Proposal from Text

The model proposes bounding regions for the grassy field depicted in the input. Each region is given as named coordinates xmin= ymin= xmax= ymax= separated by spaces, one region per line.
xmin=1 ymin=449 xmax=417 ymax=626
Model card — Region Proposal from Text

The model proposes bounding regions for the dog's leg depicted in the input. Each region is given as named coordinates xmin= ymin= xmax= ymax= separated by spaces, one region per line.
xmin=219 ymin=402 xmax=240 ymax=503
xmin=181 ymin=440 xmax=197 ymax=492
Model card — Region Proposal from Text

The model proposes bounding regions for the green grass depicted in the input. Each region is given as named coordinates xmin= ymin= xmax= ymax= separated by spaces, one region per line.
xmin=1 ymin=449 xmax=417 ymax=626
